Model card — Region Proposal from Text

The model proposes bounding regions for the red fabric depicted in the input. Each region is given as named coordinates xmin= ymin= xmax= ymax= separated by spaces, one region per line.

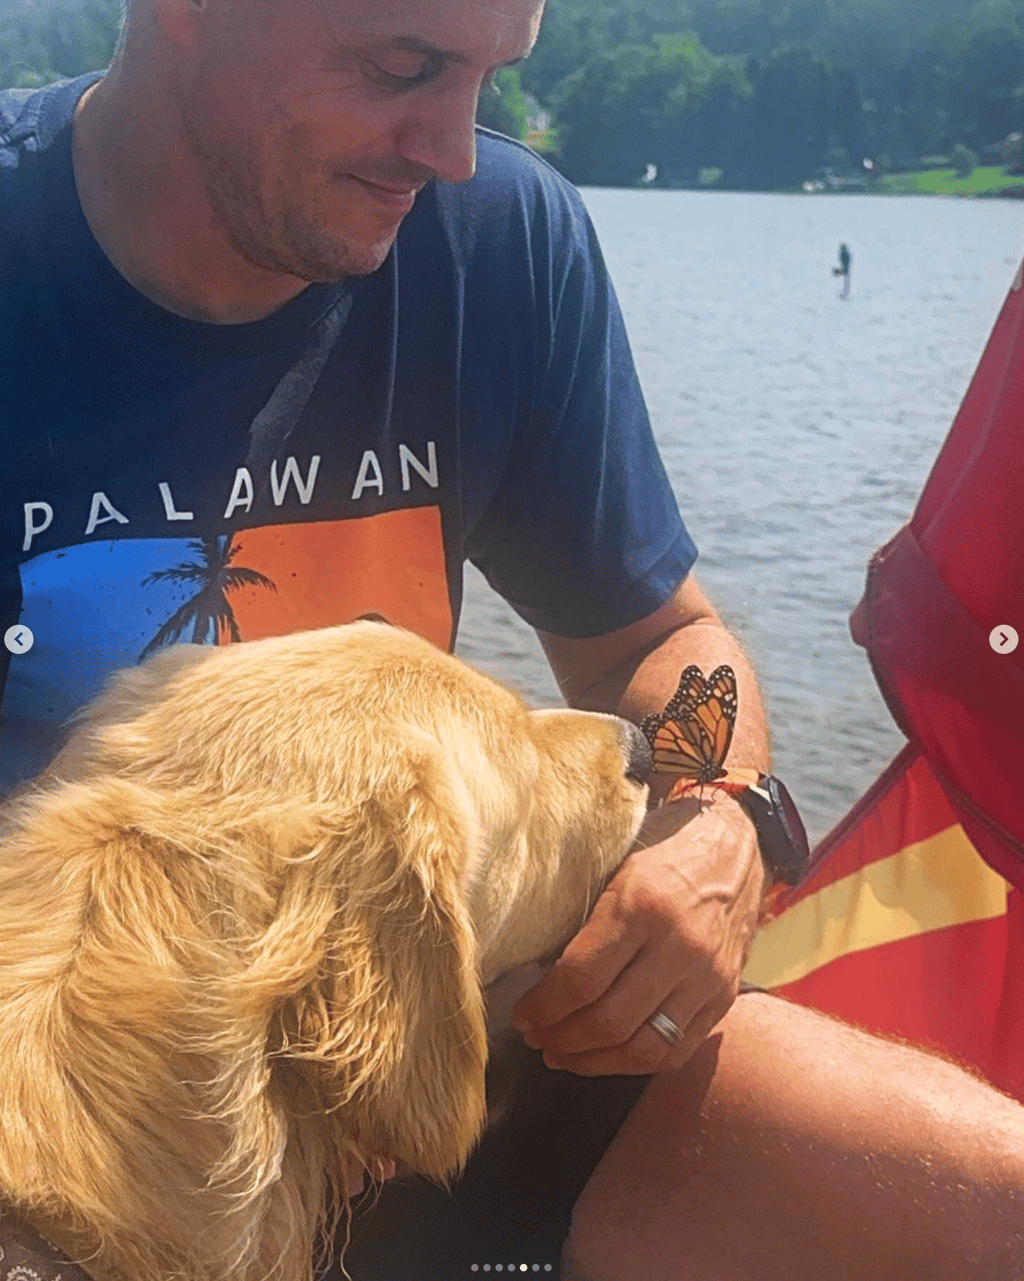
xmin=785 ymin=744 xmax=947 ymax=900
xmin=853 ymin=267 xmax=1024 ymax=892
xmin=762 ymin=752 xmax=1024 ymax=1099
xmin=756 ymin=264 xmax=1024 ymax=1101
xmin=777 ymin=916 xmax=1012 ymax=1084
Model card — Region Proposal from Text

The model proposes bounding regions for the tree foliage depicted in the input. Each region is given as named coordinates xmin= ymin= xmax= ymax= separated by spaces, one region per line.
xmin=951 ymin=142 xmax=980 ymax=176
xmin=528 ymin=0 xmax=1024 ymax=186
xmin=552 ymin=33 xmax=750 ymax=185
xmin=1 ymin=0 xmax=120 ymax=89
xmin=475 ymin=66 xmax=530 ymax=140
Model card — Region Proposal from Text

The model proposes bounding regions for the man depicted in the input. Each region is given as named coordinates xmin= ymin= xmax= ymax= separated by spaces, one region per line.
xmin=1 ymin=1 xmax=1022 ymax=1278
xmin=833 ymin=240 xmax=852 ymax=296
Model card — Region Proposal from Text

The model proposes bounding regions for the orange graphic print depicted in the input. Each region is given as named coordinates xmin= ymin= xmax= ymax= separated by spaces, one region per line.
xmin=227 ymin=508 xmax=453 ymax=650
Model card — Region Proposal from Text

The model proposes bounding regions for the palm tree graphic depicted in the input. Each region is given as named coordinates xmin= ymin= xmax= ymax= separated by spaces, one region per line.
xmin=139 ymin=534 xmax=276 ymax=661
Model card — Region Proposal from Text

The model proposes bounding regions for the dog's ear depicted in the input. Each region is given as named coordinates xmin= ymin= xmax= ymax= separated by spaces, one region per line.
xmin=266 ymin=743 xmax=488 ymax=1183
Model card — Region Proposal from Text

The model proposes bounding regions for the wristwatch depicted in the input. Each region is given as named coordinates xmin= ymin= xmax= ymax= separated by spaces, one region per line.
xmin=735 ymin=774 xmax=810 ymax=886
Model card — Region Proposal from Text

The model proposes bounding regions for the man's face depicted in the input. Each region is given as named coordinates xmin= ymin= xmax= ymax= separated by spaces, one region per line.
xmin=174 ymin=0 xmax=545 ymax=282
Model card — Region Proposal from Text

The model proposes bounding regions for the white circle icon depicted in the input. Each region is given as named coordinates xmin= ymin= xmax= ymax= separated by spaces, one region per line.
xmin=3 ymin=625 xmax=34 ymax=655
xmin=989 ymin=625 xmax=1019 ymax=655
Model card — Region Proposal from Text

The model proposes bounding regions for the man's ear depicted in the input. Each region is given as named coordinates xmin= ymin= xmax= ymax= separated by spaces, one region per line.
xmin=151 ymin=0 xmax=211 ymax=46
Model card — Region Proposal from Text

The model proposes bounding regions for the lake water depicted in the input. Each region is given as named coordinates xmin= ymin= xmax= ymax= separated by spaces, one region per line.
xmin=455 ymin=189 xmax=1024 ymax=846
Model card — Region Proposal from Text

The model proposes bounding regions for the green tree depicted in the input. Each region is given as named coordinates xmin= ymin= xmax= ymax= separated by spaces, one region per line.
xmin=476 ymin=66 xmax=530 ymax=139
xmin=552 ymin=32 xmax=748 ymax=186
xmin=736 ymin=46 xmax=831 ymax=187
xmin=0 ymin=0 xmax=121 ymax=89
xmin=951 ymin=141 xmax=979 ymax=177
xmin=528 ymin=0 xmax=1024 ymax=183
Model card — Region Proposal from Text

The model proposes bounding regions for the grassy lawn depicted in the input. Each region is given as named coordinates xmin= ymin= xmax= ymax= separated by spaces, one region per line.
xmin=882 ymin=165 xmax=1024 ymax=196
xmin=525 ymin=127 xmax=557 ymax=154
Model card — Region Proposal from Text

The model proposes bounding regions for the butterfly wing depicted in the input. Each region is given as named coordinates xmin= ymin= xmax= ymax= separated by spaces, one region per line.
xmin=641 ymin=664 xmax=739 ymax=783
xmin=694 ymin=665 xmax=738 ymax=772
xmin=648 ymin=715 xmax=715 ymax=779
xmin=663 ymin=665 xmax=710 ymax=718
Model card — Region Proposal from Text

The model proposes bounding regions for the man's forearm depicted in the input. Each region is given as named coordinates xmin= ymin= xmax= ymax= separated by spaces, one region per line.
xmin=573 ymin=616 xmax=771 ymax=780
xmin=524 ymin=581 xmax=771 ymax=1070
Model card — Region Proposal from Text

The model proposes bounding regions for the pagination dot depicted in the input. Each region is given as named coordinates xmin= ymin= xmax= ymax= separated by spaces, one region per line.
xmin=469 ymin=1266 xmax=552 ymax=1274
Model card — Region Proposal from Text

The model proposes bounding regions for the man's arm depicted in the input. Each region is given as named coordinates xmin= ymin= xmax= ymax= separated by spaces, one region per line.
xmin=512 ymin=573 xmax=771 ymax=1075
xmin=541 ymin=573 xmax=768 ymax=787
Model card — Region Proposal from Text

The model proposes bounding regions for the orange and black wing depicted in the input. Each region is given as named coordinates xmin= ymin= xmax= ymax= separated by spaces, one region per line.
xmin=662 ymin=664 xmax=710 ymax=718
xmin=641 ymin=664 xmax=738 ymax=783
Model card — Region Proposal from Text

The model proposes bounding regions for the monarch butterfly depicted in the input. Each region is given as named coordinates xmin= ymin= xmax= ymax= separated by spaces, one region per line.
xmin=640 ymin=664 xmax=759 ymax=801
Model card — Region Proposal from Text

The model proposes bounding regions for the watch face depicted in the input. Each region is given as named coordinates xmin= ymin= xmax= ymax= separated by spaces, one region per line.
xmin=752 ymin=775 xmax=810 ymax=885
xmin=766 ymin=776 xmax=810 ymax=868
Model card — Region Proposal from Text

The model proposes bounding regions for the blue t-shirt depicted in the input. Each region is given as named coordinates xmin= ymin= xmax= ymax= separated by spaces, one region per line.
xmin=0 ymin=73 xmax=696 ymax=793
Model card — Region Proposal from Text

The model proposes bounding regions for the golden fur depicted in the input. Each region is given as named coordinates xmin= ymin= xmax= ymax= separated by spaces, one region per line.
xmin=0 ymin=621 xmax=648 ymax=1281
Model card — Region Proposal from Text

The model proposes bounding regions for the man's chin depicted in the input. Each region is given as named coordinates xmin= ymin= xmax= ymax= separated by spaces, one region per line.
xmin=296 ymin=230 xmax=399 ymax=283
xmin=340 ymin=239 xmax=397 ymax=279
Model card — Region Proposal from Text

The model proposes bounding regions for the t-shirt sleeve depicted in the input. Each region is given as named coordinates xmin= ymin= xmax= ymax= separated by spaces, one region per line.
xmin=464 ymin=165 xmax=697 ymax=639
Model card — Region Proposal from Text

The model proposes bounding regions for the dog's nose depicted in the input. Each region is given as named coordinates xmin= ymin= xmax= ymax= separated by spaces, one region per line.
xmin=618 ymin=719 xmax=653 ymax=785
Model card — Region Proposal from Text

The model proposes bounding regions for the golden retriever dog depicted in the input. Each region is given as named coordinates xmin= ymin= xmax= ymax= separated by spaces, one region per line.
xmin=0 ymin=621 xmax=650 ymax=1281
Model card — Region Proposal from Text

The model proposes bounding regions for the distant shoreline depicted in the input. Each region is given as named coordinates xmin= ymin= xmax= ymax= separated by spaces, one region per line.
xmin=603 ymin=186 xmax=1024 ymax=201
xmin=558 ymin=164 xmax=1024 ymax=201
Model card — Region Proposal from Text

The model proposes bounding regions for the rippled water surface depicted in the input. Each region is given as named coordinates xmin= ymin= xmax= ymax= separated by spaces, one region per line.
xmin=456 ymin=190 xmax=1024 ymax=845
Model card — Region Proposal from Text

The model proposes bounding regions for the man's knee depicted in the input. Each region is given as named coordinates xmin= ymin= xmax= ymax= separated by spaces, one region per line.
xmin=559 ymin=1239 xmax=589 ymax=1281
xmin=561 ymin=1191 xmax=635 ymax=1281
xmin=559 ymin=992 xmax=1024 ymax=1281
xmin=558 ymin=1035 xmax=721 ymax=1281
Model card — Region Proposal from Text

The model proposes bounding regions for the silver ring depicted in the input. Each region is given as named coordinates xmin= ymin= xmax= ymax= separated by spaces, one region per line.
xmin=647 ymin=1009 xmax=683 ymax=1046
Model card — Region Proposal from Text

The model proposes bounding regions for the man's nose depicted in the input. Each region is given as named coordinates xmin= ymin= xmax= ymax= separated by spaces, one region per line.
xmin=397 ymin=91 xmax=479 ymax=185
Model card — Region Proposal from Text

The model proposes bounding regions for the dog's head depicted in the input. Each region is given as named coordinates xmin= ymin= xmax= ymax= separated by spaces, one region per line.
xmin=39 ymin=622 xmax=650 ymax=1185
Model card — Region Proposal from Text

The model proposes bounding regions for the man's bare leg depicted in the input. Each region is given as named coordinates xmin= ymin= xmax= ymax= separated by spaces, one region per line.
xmin=563 ymin=993 xmax=1024 ymax=1281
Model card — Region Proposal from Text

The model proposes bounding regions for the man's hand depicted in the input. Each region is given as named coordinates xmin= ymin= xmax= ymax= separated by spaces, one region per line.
xmin=532 ymin=574 xmax=771 ymax=1075
xmin=511 ymin=790 xmax=765 ymax=1075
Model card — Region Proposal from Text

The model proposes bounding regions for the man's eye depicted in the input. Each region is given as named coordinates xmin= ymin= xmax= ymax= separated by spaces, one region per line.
xmin=379 ymin=67 xmax=426 ymax=86
xmin=366 ymin=56 xmax=438 ymax=90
